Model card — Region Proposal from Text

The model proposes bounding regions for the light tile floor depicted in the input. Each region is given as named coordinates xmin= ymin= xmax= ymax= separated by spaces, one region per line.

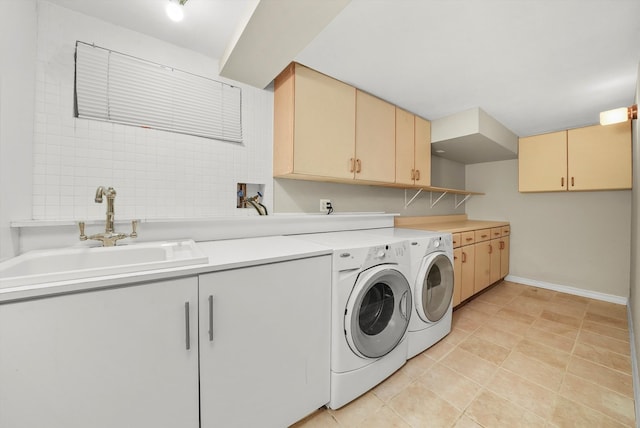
xmin=291 ymin=281 xmax=636 ymax=428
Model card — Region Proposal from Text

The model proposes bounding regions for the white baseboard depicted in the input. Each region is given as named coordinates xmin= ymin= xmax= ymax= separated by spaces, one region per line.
xmin=627 ymin=305 xmax=640 ymax=425
xmin=505 ymin=275 xmax=628 ymax=305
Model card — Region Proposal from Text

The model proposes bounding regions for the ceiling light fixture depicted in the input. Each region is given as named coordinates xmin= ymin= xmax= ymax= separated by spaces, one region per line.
xmin=599 ymin=104 xmax=638 ymax=126
xmin=166 ymin=0 xmax=188 ymax=22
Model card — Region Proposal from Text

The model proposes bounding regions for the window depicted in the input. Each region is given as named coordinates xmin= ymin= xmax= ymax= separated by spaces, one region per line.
xmin=74 ymin=41 xmax=242 ymax=143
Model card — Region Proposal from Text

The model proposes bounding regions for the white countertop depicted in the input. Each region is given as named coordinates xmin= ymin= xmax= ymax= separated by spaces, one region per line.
xmin=0 ymin=236 xmax=332 ymax=303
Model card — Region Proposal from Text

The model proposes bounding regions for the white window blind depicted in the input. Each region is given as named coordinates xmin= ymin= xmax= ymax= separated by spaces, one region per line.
xmin=74 ymin=41 xmax=242 ymax=143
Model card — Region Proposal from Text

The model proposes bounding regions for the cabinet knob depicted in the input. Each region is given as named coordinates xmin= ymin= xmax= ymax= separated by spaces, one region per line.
xmin=561 ymin=177 xmax=565 ymax=187
xmin=356 ymin=159 xmax=362 ymax=173
xmin=415 ymin=170 xmax=420 ymax=181
xmin=571 ymin=177 xmax=575 ymax=187
xmin=349 ymin=158 xmax=355 ymax=173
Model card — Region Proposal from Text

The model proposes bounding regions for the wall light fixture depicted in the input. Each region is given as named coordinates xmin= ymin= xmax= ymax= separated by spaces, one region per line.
xmin=600 ymin=104 xmax=638 ymax=125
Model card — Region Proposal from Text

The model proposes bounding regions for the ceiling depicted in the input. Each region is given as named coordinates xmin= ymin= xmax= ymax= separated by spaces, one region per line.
xmin=45 ymin=0 xmax=640 ymax=138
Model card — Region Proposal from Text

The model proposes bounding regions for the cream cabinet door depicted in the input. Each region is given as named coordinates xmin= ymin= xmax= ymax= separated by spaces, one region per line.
xmin=500 ymin=236 xmax=510 ymax=279
xmin=489 ymin=238 xmax=502 ymax=284
xmin=199 ymin=256 xmax=331 ymax=428
xmin=0 ymin=278 xmax=200 ymax=428
xmin=519 ymin=130 xmax=567 ymax=192
xmin=474 ymin=241 xmax=491 ymax=293
xmin=460 ymin=245 xmax=475 ymax=302
xmin=452 ymin=247 xmax=462 ymax=307
xmin=414 ymin=116 xmax=431 ymax=186
xmin=293 ymin=64 xmax=356 ymax=179
xmin=355 ymin=90 xmax=396 ymax=182
xmin=395 ymin=107 xmax=416 ymax=185
xmin=395 ymin=111 xmax=431 ymax=186
xmin=567 ymin=121 xmax=631 ymax=191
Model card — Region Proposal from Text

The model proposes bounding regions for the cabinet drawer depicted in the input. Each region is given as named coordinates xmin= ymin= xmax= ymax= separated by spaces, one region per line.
xmin=474 ymin=229 xmax=491 ymax=243
xmin=452 ymin=233 xmax=461 ymax=248
xmin=491 ymin=228 xmax=502 ymax=239
xmin=501 ymin=226 xmax=510 ymax=236
xmin=461 ymin=231 xmax=475 ymax=246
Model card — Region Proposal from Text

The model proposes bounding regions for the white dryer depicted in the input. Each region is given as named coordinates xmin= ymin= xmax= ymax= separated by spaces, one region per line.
xmin=365 ymin=228 xmax=454 ymax=359
xmin=292 ymin=231 xmax=412 ymax=409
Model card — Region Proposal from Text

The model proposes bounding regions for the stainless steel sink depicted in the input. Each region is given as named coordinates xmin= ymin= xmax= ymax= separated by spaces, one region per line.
xmin=0 ymin=240 xmax=208 ymax=288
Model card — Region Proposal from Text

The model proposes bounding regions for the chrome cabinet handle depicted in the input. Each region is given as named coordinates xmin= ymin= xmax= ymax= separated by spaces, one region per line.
xmin=208 ymin=295 xmax=214 ymax=342
xmin=184 ymin=302 xmax=191 ymax=350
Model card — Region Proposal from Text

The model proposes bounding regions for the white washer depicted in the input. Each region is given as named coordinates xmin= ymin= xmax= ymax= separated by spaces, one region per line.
xmin=365 ymin=228 xmax=454 ymax=359
xmin=292 ymin=231 xmax=412 ymax=409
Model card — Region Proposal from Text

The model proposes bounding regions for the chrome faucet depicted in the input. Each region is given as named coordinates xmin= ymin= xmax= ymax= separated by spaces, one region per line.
xmin=78 ymin=186 xmax=138 ymax=247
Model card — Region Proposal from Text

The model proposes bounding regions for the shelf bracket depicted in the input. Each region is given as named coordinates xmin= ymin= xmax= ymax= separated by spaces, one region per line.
xmin=454 ymin=194 xmax=472 ymax=209
xmin=404 ymin=188 xmax=423 ymax=208
xmin=430 ymin=191 xmax=448 ymax=208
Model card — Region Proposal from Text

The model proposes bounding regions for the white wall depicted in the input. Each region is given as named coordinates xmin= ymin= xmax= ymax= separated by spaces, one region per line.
xmin=274 ymin=155 xmax=467 ymax=215
xmin=30 ymin=1 xmax=273 ymax=222
xmin=0 ymin=1 xmax=37 ymax=260
xmin=466 ymin=159 xmax=632 ymax=298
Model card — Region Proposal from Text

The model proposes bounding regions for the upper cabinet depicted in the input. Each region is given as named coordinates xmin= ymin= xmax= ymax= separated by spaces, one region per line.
xmin=274 ymin=63 xmax=356 ymax=180
xmin=519 ymin=130 xmax=568 ymax=192
xmin=518 ymin=121 xmax=631 ymax=192
xmin=274 ymin=63 xmax=441 ymax=189
xmin=395 ymin=109 xmax=431 ymax=186
xmin=355 ymin=90 xmax=396 ymax=182
xmin=567 ymin=122 xmax=632 ymax=191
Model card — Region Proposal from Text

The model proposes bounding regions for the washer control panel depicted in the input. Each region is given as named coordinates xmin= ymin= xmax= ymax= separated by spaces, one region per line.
xmin=362 ymin=242 xmax=407 ymax=269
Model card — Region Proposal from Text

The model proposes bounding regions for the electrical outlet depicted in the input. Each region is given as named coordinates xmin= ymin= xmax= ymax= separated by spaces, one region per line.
xmin=319 ymin=199 xmax=331 ymax=212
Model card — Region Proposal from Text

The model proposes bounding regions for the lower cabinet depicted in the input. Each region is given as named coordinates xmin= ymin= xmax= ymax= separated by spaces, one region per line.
xmin=0 ymin=255 xmax=332 ymax=428
xmin=460 ymin=245 xmax=476 ymax=301
xmin=454 ymin=242 xmax=475 ymax=303
xmin=199 ymin=256 xmax=331 ymax=428
xmin=451 ymin=225 xmax=510 ymax=307
xmin=499 ymin=235 xmax=510 ymax=279
xmin=474 ymin=228 xmax=511 ymax=295
xmin=0 ymin=277 xmax=201 ymax=428
xmin=474 ymin=240 xmax=492 ymax=293
xmin=452 ymin=247 xmax=462 ymax=306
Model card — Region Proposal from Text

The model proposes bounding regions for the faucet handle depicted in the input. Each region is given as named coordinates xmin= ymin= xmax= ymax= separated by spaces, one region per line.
xmin=130 ymin=220 xmax=138 ymax=238
xmin=78 ymin=222 xmax=87 ymax=241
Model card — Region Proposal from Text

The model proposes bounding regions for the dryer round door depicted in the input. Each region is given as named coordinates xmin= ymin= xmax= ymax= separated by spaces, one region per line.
xmin=344 ymin=266 xmax=412 ymax=359
xmin=415 ymin=252 xmax=454 ymax=323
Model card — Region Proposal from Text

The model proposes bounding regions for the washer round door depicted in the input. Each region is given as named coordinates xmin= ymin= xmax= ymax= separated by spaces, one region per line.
xmin=344 ymin=266 xmax=412 ymax=359
xmin=415 ymin=252 xmax=454 ymax=323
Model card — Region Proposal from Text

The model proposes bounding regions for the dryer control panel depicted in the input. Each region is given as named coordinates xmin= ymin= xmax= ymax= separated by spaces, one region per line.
xmin=362 ymin=242 xmax=407 ymax=270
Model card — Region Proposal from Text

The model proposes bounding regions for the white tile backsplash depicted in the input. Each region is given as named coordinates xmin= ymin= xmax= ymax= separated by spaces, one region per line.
xmin=31 ymin=1 xmax=273 ymax=221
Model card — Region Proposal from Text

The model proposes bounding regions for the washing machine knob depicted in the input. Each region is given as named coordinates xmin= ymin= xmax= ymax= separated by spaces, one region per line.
xmin=433 ymin=240 xmax=440 ymax=248
xmin=376 ymin=250 xmax=386 ymax=259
